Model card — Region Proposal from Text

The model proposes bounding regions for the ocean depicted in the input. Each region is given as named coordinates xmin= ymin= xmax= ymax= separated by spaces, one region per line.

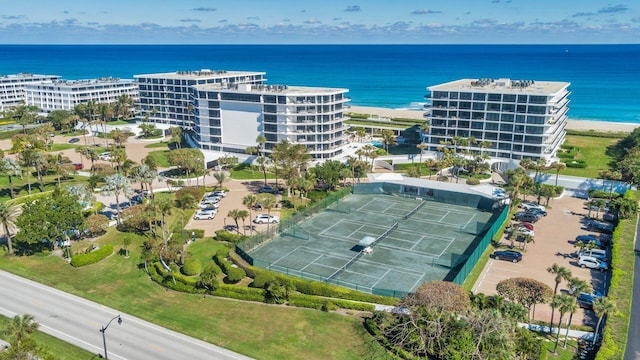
xmin=1 ymin=44 xmax=638 ymax=123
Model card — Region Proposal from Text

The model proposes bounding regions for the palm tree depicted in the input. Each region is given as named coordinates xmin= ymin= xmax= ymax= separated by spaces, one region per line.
xmin=0 ymin=158 xmax=22 ymax=199
xmin=547 ymin=264 xmax=572 ymax=334
xmin=213 ymin=171 xmax=227 ymax=189
xmin=552 ymin=295 xmax=575 ymax=353
xmin=238 ymin=209 xmax=249 ymax=235
xmin=101 ymin=173 xmax=133 ymax=221
xmin=0 ymin=202 xmax=22 ymax=255
xmin=416 ymin=142 xmax=427 ymax=173
xmin=552 ymin=161 xmax=567 ymax=186
xmin=592 ymin=296 xmax=615 ymax=347
xmin=242 ymin=194 xmax=258 ymax=234
xmin=2 ymin=314 xmax=38 ymax=348
xmin=565 ymin=277 xmax=590 ymax=348
xmin=227 ymin=209 xmax=242 ymax=234
xmin=381 ymin=129 xmax=397 ymax=152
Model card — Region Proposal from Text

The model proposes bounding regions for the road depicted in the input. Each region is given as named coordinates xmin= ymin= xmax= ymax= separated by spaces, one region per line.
xmin=623 ymin=216 xmax=640 ymax=360
xmin=0 ymin=270 xmax=253 ymax=360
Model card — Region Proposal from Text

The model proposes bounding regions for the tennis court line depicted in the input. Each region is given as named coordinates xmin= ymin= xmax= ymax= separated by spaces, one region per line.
xmin=299 ymin=253 xmax=327 ymax=272
xmin=463 ymin=213 xmax=477 ymax=227
xmin=378 ymin=239 xmax=449 ymax=258
xmin=404 ymin=217 xmax=468 ymax=229
xmin=369 ymin=269 xmax=391 ymax=289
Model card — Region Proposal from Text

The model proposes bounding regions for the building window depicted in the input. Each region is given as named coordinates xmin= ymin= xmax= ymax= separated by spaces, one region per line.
xmin=488 ymin=93 xmax=501 ymax=101
xmin=472 ymin=93 xmax=486 ymax=101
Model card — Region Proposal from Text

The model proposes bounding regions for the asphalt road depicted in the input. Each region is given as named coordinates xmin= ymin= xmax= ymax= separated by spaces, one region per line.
xmin=623 ymin=216 xmax=640 ymax=360
xmin=0 ymin=270 xmax=253 ymax=360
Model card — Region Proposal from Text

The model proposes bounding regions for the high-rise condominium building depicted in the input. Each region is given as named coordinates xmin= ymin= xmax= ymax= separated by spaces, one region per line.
xmin=24 ymin=78 xmax=138 ymax=114
xmin=192 ymin=83 xmax=350 ymax=159
xmin=0 ymin=73 xmax=60 ymax=111
xmin=426 ymin=78 xmax=570 ymax=161
xmin=134 ymin=70 xmax=266 ymax=127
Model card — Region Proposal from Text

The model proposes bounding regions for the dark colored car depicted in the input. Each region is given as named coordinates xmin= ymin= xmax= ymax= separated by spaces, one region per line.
xmin=258 ymin=185 xmax=278 ymax=194
xmin=490 ymin=250 xmax=523 ymax=263
xmin=576 ymin=292 xmax=600 ymax=309
xmin=575 ymin=234 xmax=606 ymax=249
xmin=68 ymin=137 xmax=80 ymax=143
xmin=527 ymin=208 xmax=547 ymax=217
xmin=514 ymin=212 xmax=539 ymax=223
xmin=587 ymin=221 xmax=614 ymax=234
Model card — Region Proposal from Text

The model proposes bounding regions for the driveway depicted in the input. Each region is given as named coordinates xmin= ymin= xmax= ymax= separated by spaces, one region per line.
xmin=473 ymin=195 xmax=608 ymax=327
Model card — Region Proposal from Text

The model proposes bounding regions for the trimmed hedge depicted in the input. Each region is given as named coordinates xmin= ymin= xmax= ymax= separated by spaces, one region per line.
xmin=214 ymin=254 xmax=247 ymax=283
xmin=251 ymin=272 xmax=275 ymax=288
xmin=288 ymin=293 xmax=376 ymax=312
xmin=148 ymin=261 xmax=201 ymax=293
xmin=214 ymin=230 xmax=245 ymax=243
xmin=589 ymin=190 xmax=621 ymax=199
xmin=211 ymin=284 xmax=265 ymax=302
xmin=70 ymin=245 xmax=113 ymax=267
xmin=182 ymin=258 xmax=202 ymax=276
xmin=566 ymin=159 xmax=587 ymax=168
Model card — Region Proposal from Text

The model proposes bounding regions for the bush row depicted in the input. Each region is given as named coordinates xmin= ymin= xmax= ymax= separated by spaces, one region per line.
xmin=214 ymin=254 xmax=247 ymax=283
xmin=148 ymin=261 xmax=202 ymax=293
xmin=70 ymin=245 xmax=113 ymax=267
xmin=214 ymin=230 xmax=245 ymax=243
xmin=565 ymin=129 xmax=627 ymax=139
xmin=565 ymin=160 xmax=587 ymax=168
xmin=211 ymin=284 xmax=265 ymax=302
xmin=589 ymin=190 xmax=622 ymax=199
xmin=595 ymin=191 xmax=637 ymax=359
xmin=173 ymin=229 xmax=205 ymax=240
xmin=288 ymin=293 xmax=376 ymax=312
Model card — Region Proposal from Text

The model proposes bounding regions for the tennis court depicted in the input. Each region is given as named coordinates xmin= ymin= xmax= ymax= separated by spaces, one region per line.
xmin=246 ymin=191 xmax=499 ymax=296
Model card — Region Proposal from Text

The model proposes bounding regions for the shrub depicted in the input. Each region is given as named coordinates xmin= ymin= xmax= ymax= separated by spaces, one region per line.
xmin=589 ymin=189 xmax=621 ymax=199
xmin=251 ymin=272 xmax=275 ymax=288
xmin=182 ymin=258 xmax=202 ymax=276
xmin=212 ymin=284 xmax=265 ymax=302
xmin=565 ymin=160 xmax=587 ymax=168
xmin=226 ymin=267 xmax=246 ymax=283
xmin=214 ymin=230 xmax=244 ymax=243
xmin=174 ymin=229 xmax=205 ymax=240
xmin=70 ymin=245 xmax=113 ymax=267
xmin=175 ymin=187 xmax=205 ymax=203
xmin=466 ymin=178 xmax=480 ymax=185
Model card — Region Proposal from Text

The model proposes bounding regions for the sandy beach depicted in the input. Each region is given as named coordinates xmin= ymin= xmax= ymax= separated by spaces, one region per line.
xmin=349 ymin=105 xmax=639 ymax=133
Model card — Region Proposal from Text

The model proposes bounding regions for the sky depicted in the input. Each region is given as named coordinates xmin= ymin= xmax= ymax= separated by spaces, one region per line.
xmin=0 ymin=0 xmax=638 ymax=44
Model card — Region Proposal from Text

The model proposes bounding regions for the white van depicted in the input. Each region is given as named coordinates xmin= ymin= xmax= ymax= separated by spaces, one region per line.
xmin=580 ymin=249 xmax=607 ymax=261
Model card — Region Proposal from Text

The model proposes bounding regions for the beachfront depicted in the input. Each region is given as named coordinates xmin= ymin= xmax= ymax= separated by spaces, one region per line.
xmin=350 ymin=105 xmax=639 ymax=133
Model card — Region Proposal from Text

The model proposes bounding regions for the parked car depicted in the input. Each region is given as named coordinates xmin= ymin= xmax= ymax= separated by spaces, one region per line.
xmin=576 ymin=292 xmax=601 ymax=309
xmin=98 ymin=152 xmax=111 ymax=161
xmin=194 ymin=209 xmax=216 ymax=220
xmin=578 ymin=255 xmax=609 ymax=271
xmin=514 ymin=212 xmax=539 ymax=223
xmin=587 ymin=220 xmax=614 ymax=234
xmin=575 ymin=234 xmax=606 ymax=249
xmin=68 ymin=137 xmax=80 ymax=143
xmin=73 ymin=163 xmax=83 ymax=170
xmin=514 ymin=227 xmax=534 ymax=237
xmin=579 ymin=249 xmax=608 ymax=262
xmin=517 ymin=222 xmax=534 ymax=231
xmin=198 ymin=201 xmax=220 ymax=209
xmin=490 ymin=250 xmax=523 ymax=263
xmin=210 ymin=190 xmax=226 ymax=198
xmin=526 ymin=208 xmax=547 ymax=217
xmin=203 ymin=194 xmax=222 ymax=203
xmin=521 ymin=202 xmax=546 ymax=212
xmin=258 ymin=185 xmax=278 ymax=194
xmin=253 ymin=214 xmax=280 ymax=224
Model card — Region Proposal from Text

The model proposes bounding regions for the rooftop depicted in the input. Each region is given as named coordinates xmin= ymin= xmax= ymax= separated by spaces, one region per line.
xmin=0 ymin=73 xmax=59 ymax=80
xmin=193 ymin=83 xmax=348 ymax=95
xmin=428 ymin=78 xmax=570 ymax=95
xmin=134 ymin=69 xmax=266 ymax=80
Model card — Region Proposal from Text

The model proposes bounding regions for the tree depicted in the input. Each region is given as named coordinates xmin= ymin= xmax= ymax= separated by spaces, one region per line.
xmin=610 ymin=197 xmax=638 ymax=219
xmin=198 ymin=263 xmax=220 ymax=291
xmin=546 ymin=264 xmax=572 ymax=334
xmin=15 ymin=190 xmax=84 ymax=252
xmin=139 ymin=123 xmax=158 ymax=138
xmin=416 ymin=142 xmax=427 ymax=169
xmin=7 ymin=103 xmax=39 ymax=134
xmin=551 ymin=295 xmax=575 ymax=353
xmin=404 ymin=281 xmax=471 ymax=312
xmin=0 ymin=158 xmax=22 ymax=199
xmin=551 ymin=161 xmax=567 ymax=186
xmin=496 ymin=277 xmax=552 ymax=321
xmin=237 ymin=209 xmax=249 ymax=235
xmin=381 ymin=129 xmax=397 ymax=152
xmin=0 ymin=202 xmax=22 ymax=255
xmin=592 ymin=296 xmax=615 ymax=347
xmin=86 ymin=214 xmax=109 ymax=236
xmin=170 ymin=127 xmax=182 ymax=148
xmin=227 ymin=209 xmax=242 ymax=234
xmin=242 ymin=194 xmax=258 ymax=234
xmin=122 ymin=235 xmax=132 ymax=258
xmin=110 ymin=128 xmax=132 ymax=147
xmin=313 ymin=160 xmax=343 ymax=190
xmin=564 ymin=277 xmax=590 ymax=347
xmin=2 ymin=314 xmax=38 ymax=349
xmin=101 ymin=173 xmax=133 ymax=220
xmin=213 ymin=171 xmax=227 ymax=188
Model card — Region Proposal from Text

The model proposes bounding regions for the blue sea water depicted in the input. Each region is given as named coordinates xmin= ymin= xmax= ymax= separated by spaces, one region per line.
xmin=0 ymin=44 xmax=638 ymax=123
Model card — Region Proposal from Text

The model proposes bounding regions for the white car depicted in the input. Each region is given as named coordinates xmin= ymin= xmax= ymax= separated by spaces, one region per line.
xmin=98 ymin=152 xmax=111 ymax=161
xmin=194 ymin=210 xmax=216 ymax=220
xmin=253 ymin=214 xmax=280 ymax=224
xmin=521 ymin=202 xmax=545 ymax=212
xmin=579 ymin=249 xmax=608 ymax=262
xmin=198 ymin=201 xmax=220 ymax=209
xmin=514 ymin=227 xmax=534 ymax=237
xmin=203 ymin=195 xmax=222 ymax=203
xmin=210 ymin=190 xmax=226 ymax=198
xmin=578 ymin=255 xmax=609 ymax=271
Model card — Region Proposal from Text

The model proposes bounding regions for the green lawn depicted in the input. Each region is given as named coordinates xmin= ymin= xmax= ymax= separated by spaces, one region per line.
xmin=0 ymin=315 xmax=100 ymax=359
xmin=147 ymin=150 xmax=171 ymax=167
xmin=0 ymin=228 xmax=386 ymax=360
xmin=144 ymin=141 xmax=171 ymax=149
xmin=229 ymin=164 xmax=276 ymax=180
xmin=550 ymin=134 xmax=621 ymax=178
xmin=49 ymin=143 xmax=79 ymax=152
xmin=0 ymin=174 xmax=85 ymax=203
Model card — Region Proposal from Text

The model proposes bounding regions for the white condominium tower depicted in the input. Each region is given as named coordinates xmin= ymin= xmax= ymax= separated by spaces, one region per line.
xmin=426 ymin=78 xmax=570 ymax=161
xmin=134 ymin=69 xmax=266 ymax=127
xmin=0 ymin=73 xmax=60 ymax=111
xmin=24 ymin=77 xmax=138 ymax=114
xmin=192 ymin=83 xmax=350 ymax=159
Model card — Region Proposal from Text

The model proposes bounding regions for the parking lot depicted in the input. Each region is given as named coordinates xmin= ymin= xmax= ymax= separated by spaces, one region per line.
xmin=473 ymin=195 xmax=608 ymax=327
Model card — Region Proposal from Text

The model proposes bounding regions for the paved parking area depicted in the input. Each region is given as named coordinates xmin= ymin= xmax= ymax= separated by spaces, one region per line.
xmin=473 ymin=195 xmax=608 ymax=327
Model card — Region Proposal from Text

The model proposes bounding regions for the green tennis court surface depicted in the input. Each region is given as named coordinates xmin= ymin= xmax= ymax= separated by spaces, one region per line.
xmin=247 ymin=192 xmax=498 ymax=296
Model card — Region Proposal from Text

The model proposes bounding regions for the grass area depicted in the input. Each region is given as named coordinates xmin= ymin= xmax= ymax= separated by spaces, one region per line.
xmin=0 ymin=315 xmax=100 ymax=359
xmin=147 ymin=150 xmax=171 ymax=167
xmin=0 ymin=173 xmax=84 ymax=203
xmin=0 ymin=227 xmax=386 ymax=360
xmin=48 ymin=143 xmax=79 ymax=152
xmin=107 ymin=120 xmax=135 ymax=125
xmin=550 ymin=134 xmax=621 ymax=178
xmin=230 ymin=163 xmax=276 ymax=180
xmin=346 ymin=120 xmax=411 ymax=129
xmin=541 ymin=334 xmax=581 ymax=359
xmin=144 ymin=141 xmax=171 ymax=149
xmin=596 ymin=191 xmax=637 ymax=359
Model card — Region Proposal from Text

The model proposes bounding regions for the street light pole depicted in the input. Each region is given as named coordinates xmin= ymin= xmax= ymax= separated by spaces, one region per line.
xmin=99 ymin=315 xmax=122 ymax=359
